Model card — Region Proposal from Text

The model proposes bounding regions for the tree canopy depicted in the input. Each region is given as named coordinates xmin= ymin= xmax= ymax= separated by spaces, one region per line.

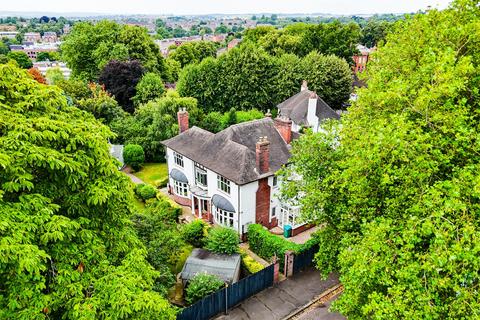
xmin=0 ymin=63 xmax=176 ymax=319
xmin=61 ymin=21 xmax=167 ymax=81
xmin=168 ymin=41 xmax=218 ymax=68
xmin=177 ymin=44 xmax=352 ymax=112
xmin=281 ymin=1 xmax=480 ymax=318
xmin=99 ymin=59 xmax=145 ymax=113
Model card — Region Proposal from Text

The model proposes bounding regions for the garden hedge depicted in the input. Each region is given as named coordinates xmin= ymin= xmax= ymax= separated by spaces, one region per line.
xmin=247 ymin=224 xmax=300 ymax=263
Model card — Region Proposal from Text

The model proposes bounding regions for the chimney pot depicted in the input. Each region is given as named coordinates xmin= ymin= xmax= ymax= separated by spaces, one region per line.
xmin=256 ymin=136 xmax=270 ymax=174
xmin=265 ymin=109 xmax=272 ymax=118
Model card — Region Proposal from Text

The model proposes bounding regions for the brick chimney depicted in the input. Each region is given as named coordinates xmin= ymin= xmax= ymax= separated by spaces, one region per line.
xmin=274 ymin=116 xmax=292 ymax=144
xmin=256 ymin=136 xmax=270 ymax=174
xmin=177 ymin=107 xmax=189 ymax=134
xmin=301 ymin=80 xmax=308 ymax=91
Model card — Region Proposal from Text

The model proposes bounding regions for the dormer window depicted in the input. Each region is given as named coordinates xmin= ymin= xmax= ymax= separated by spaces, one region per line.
xmin=174 ymin=152 xmax=184 ymax=167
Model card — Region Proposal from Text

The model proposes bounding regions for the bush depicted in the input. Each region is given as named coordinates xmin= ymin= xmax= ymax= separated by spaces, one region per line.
xmin=205 ymin=227 xmax=239 ymax=255
xmin=146 ymin=197 xmax=182 ymax=224
xmin=240 ymin=248 xmax=265 ymax=274
xmin=182 ymin=220 xmax=209 ymax=247
xmin=123 ymin=144 xmax=145 ymax=170
xmin=135 ymin=183 xmax=157 ymax=201
xmin=154 ymin=175 xmax=169 ymax=188
xmin=185 ymin=273 xmax=224 ymax=305
xmin=247 ymin=224 xmax=300 ymax=262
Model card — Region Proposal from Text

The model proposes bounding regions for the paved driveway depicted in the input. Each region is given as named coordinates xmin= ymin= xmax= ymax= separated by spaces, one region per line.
xmin=214 ymin=267 xmax=341 ymax=320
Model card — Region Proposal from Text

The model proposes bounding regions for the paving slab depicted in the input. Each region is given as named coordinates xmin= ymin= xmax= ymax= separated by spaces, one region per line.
xmin=214 ymin=267 xmax=339 ymax=320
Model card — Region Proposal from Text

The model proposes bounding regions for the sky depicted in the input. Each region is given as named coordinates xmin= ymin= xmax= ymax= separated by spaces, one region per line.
xmin=1 ymin=0 xmax=452 ymax=16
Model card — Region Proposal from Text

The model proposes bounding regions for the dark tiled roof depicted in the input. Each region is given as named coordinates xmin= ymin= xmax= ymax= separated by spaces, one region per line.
xmin=277 ymin=90 xmax=340 ymax=126
xmin=162 ymin=118 xmax=290 ymax=185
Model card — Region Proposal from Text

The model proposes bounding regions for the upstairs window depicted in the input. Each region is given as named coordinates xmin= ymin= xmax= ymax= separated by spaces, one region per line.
xmin=174 ymin=152 xmax=184 ymax=167
xmin=195 ymin=163 xmax=207 ymax=187
xmin=217 ymin=175 xmax=231 ymax=194
xmin=272 ymin=176 xmax=278 ymax=187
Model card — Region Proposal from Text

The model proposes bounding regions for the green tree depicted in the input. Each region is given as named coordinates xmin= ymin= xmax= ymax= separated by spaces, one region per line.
xmin=7 ymin=51 xmax=32 ymax=69
xmin=110 ymin=90 xmax=200 ymax=161
xmin=205 ymin=227 xmax=239 ymax=255
xmin=300 ymin=52 xmax=353 ymax=109
xmin=182 ymin=220 xmax=209 ymax=247
xmin=133 ymin=72 xmax=165 ymax=106
xmin=61 ymin=21 xmax=167 ymax=81
xmin=45 ymin=67 xmax=64 ymax=84
xmin=281 ymin=1 xmax=480 ymax=318
xmin=123 ymin=144 xmax=145 ymax=170
xmin=36 ymin=51 xmax=53 ymax=61
xmin=0 ymin=63 xmax=176 ymax=319
xmin=168 ymin=41 xmax=217 ymax=68
xmin=185 ymin=273 xmax=224 ymax=305
xmin=0 ymin=41 xmax=9 ymax=55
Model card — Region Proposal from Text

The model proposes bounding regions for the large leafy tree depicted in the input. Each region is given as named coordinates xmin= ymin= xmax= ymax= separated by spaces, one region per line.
xmin=99 ymin=60 xmax=145 ymax=113
xmin=281 ymin=1 xmax=480 ymax=318
xmin=178 ymin=44 xmax=352 ymax=112
xmin=133 ymin=72 xmax=165 ymax=106
xmin=0 ymin=63 xmax=177 ymax=319
xmin=168 ymin=41 xmax=218 ymax=68
xmin=7 ymin=51 xmax=32 ymax=69
xmin=111 ymin=90 xmax=200 ymax=162
xmin=61 ymin=21 xmax=167 ymax=81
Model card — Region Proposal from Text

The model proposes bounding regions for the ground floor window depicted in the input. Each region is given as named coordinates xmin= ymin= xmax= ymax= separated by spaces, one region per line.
xmin=173 ymin=180 xmax=188 ymax=197
xmin=214 ymin=206 xmax=235 ymax=228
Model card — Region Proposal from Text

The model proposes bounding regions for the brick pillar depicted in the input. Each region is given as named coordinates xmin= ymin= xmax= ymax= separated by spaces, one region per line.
xmin=273 ymin=256 xmax=280 ymax=283
xmin=255 ymin=178 xmax=271 ymax=228
xmin=274 ymin=116 xmax=292 ymax=144
xmin=256 ymin=137 xmax=270 ymax=174
xmin=284 ymin=250 xmax=294 ymax=277
xmin=177 ymin=108 xmax=189 ymax=133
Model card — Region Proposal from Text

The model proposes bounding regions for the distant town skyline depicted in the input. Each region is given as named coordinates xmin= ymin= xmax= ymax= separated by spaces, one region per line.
xmin=1 ymin=0 xmax=451 ymax=16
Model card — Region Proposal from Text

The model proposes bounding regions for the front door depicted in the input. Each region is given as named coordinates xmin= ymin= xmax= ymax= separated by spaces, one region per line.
xmin=278 ymin=207 xmax=288 ymax=229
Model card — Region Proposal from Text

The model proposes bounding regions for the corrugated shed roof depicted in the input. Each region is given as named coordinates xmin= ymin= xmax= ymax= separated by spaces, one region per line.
xmin=162 ymin=118 xmax=290 ymax=185
xmin=180 ymin=248 xmax=241 ymax=284
xmin=277 ymin=90 xmax=340 ymax=126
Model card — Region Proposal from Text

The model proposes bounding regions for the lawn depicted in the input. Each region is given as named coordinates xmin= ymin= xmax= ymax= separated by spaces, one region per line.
xmin=133 ymin=163 xmax=168 ymax=186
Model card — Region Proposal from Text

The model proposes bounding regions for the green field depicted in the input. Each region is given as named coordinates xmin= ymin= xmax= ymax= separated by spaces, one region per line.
xmin=133 ymin=163 xmax=168 ymax=186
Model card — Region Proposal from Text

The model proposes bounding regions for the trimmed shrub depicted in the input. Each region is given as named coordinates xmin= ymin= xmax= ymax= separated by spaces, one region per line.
xmin=135 ymin=183 xmax=157 ymax=201
xmin=247 ymin=224 xmax=300 ymax=262
xmin=154 ymin=175 xmax=169 ymax=188
xmin=182 ymin=220 xmax=209 ymax=247
xmin=123 ymin=144 xmax=145 ymax=170
xmin=185 ymin=273 xmax=224 ymax=305
xmin=240 ymin=248 xmax=265 ymax=274
xmin=146 ymin=197 xmax=182 ymax=224
xmin=205 ymin=227 xmax=239 ymax=255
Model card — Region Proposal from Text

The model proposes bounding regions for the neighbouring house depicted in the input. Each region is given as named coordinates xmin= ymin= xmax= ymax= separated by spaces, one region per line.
xmin=109 ymin=144 xmax=125 ymax=170
xmin=42 ymin=32 xmax=58 ymax=43
xmin=161 ymin=82 xmax=340 ymax=237
xmin=353 ymin=44 xmax=375 ymax=74
xmin=11 ymin=43 xmax=59 ymax=60
xmin=0 ymin=31 xmax=18 ymax=39
xmin=277 ymin=81 xmax=340 ymax=134
xmin=227 ymin=38 xmax=241 ymax=50
xmin=24 ymin=32 xmax=41 ymax=43
xmin=33 ymin=61 xmax=71 ymax=79
xmin=180 ymin=248 xmax=241 ymax=284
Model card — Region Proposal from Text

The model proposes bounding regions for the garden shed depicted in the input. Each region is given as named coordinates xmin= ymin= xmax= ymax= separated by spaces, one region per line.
xmin=180 ymin=248 xmax=241 ymax=284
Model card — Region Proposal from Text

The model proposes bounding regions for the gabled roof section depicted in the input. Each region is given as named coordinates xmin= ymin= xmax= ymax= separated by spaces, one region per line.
xmin=277 ymin=89 xmax=340 ymax=126
xmin=161 ymin=118 xmax=290 ymax=185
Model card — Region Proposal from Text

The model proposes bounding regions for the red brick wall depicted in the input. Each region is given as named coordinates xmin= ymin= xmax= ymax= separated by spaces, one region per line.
xmin=173 ymin=193 xmax=191 ymax=207
xmin=255 ymin=178 xmax=272 ymax=228
xmin=291 ymin=223 xmax=314 ymax=236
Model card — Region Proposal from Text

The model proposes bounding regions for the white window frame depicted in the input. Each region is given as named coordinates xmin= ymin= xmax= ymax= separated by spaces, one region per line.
xmin=195 ymin=163 xmax=207 ymax=188
xmin=173 ymin=180 xmax=188 ymax=197
xmin=214 ymin=206 xmax=235 ymax=228
xmin=272 ymin=176 xmax=278 ymax=187
xmin=279 ymin=205 xmax=303 ymax=228
xmin=174 ymin=152 xmax=184 ymax=168
xmin=217 ymin=175 xmax=231 ymax=194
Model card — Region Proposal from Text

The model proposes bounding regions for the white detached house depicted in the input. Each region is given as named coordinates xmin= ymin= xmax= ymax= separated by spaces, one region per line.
xmin=161 ymin=82 xmax=340 ymax=238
